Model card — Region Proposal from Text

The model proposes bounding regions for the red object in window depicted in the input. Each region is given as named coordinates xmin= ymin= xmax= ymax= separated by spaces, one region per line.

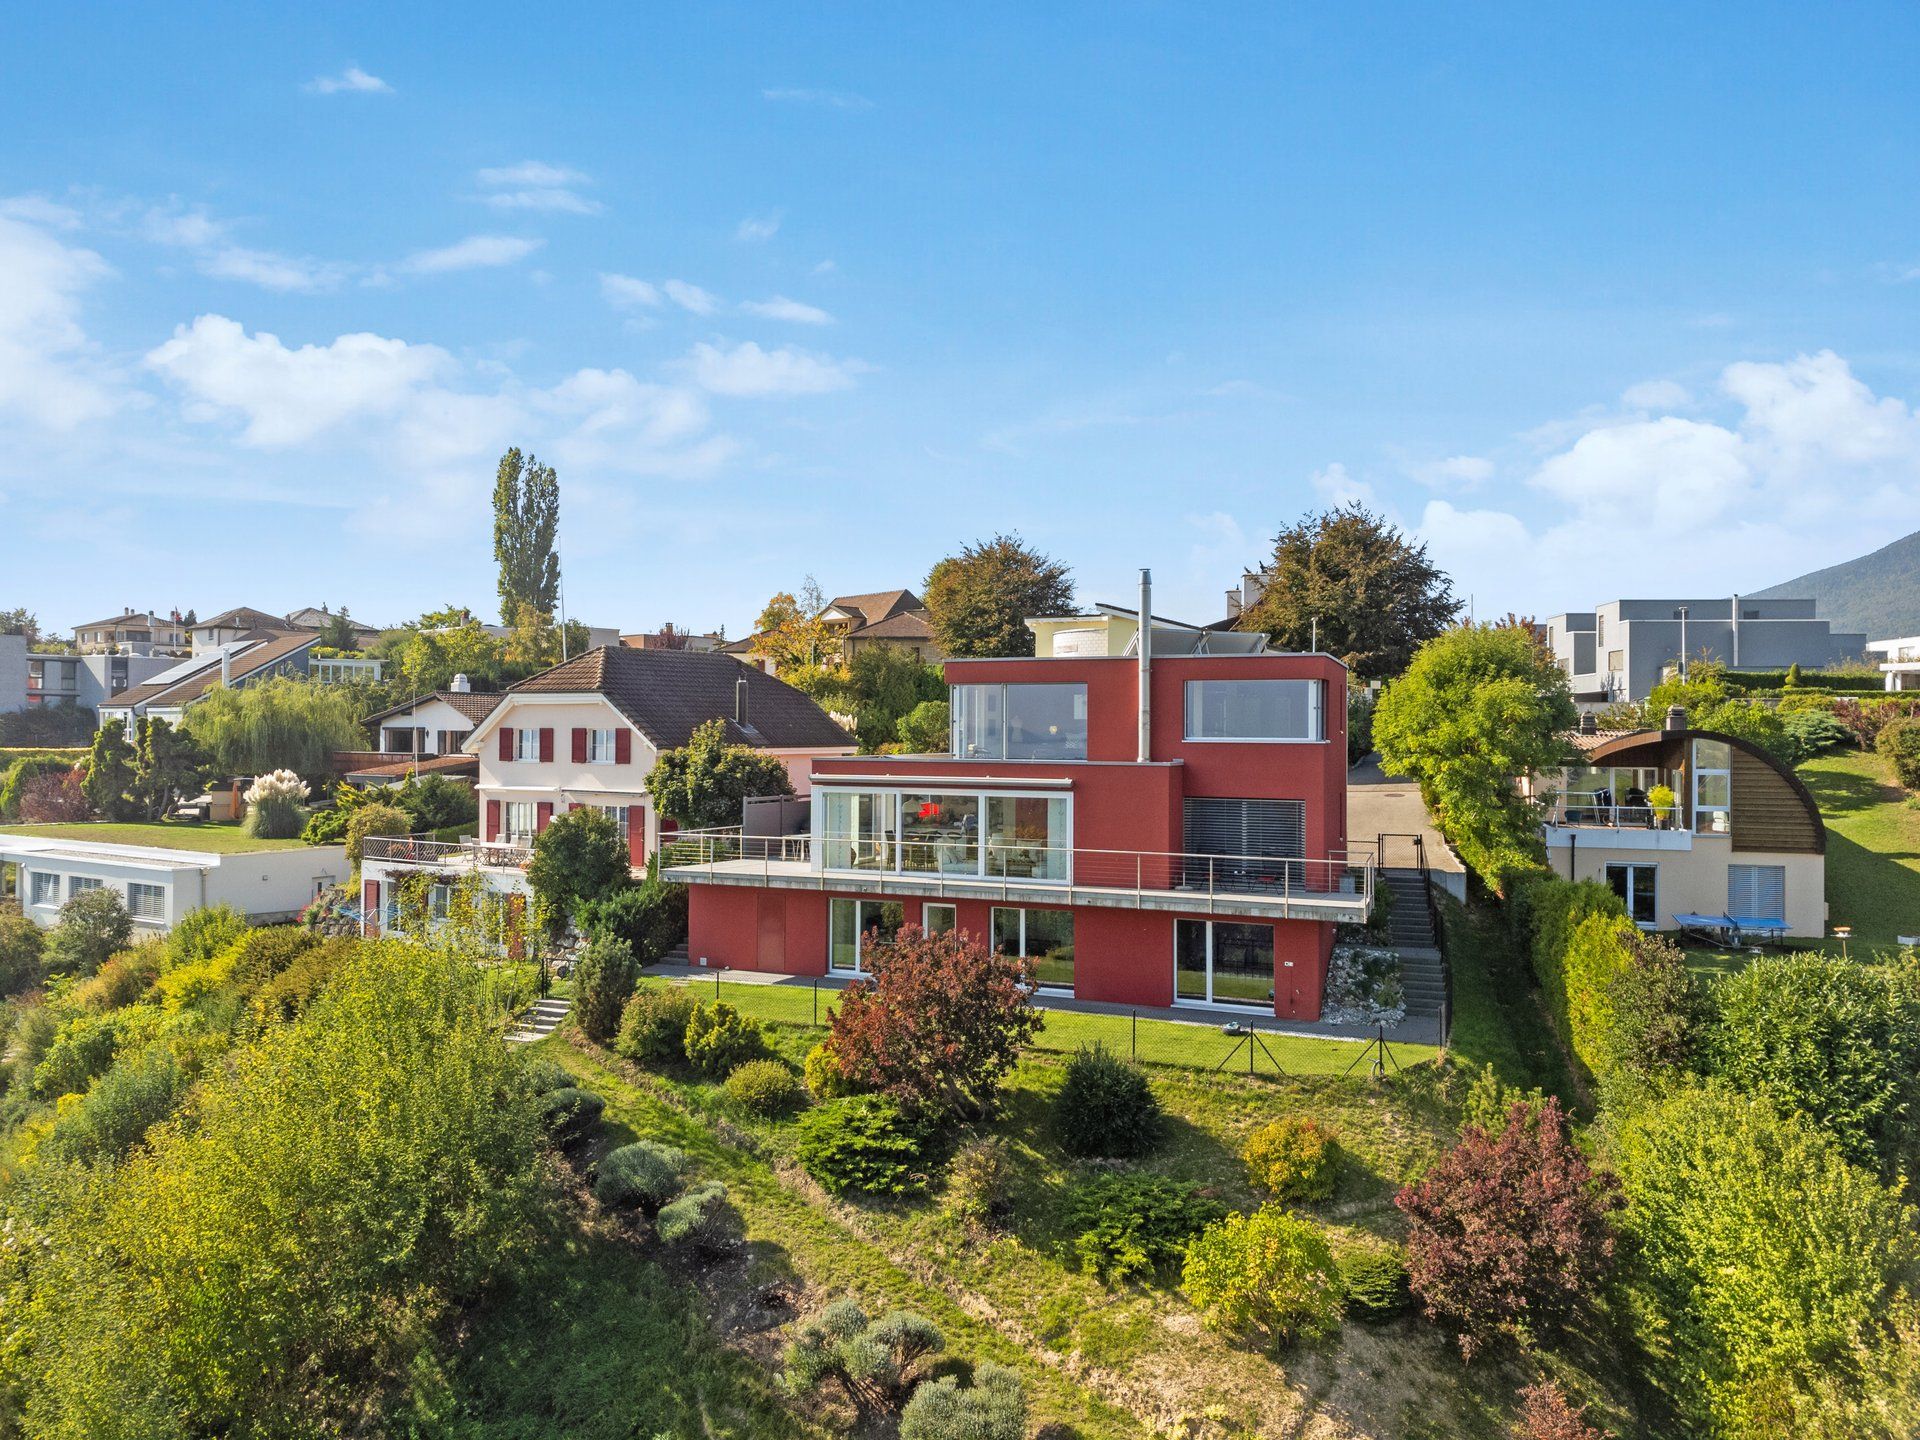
xmin=536 ymin=801 xmax=554 ymax=831
xmin=498 ymin=728 xmax=514 ymax=762
xmin=918 ymin=801 xmax=939 ymax=819
xmin=614 ymin=729 xmax=632 ymax=765
xmin=486 ymin=799 xmax=501 ymax=841
xmin=571 ymin=728 xmax=588 ymax=764
xmin=539 ymin=728 xmax=555 ymax=763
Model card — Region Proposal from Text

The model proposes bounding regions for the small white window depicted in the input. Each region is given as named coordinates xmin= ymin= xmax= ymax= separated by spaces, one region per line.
xmin=127 ymin=882 xmax=166 ymax=920
xmin=67 ymin=875 xmax=104 ymax=899
xmin=596 ymin=804 xmax=630 ymax=839
xmin=29 ymin=872 xmax=59 ymax=907
xmin=514 ymin=728 xmax=541 ymax=762
xmin=587 ymin=729 xmax=618 ymax=763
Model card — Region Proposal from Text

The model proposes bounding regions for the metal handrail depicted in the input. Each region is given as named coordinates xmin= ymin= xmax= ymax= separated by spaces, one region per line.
xmin=658 ymin=827 xmax=1373 ymax=908
xmin=361 ymin=833 xmax=534 ymax=867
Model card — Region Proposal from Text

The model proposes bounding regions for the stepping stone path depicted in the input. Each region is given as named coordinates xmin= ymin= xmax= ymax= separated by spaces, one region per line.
xmin=507 ymin=993 xmax=572 ymax=1045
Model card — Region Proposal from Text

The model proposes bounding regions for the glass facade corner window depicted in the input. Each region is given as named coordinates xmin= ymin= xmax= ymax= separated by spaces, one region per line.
xmin=819 ymin=787 xmax=1069 ymax=881
xmin=1692 ymin=739 xmax=1732 ymax=835
xmin=1184 ymin=680 xmax=1324 ymax=742
xmin=899 ymin=794 xmax=980 ymax=874
xmin=951 ymin=683 xmax=1087 ymax=760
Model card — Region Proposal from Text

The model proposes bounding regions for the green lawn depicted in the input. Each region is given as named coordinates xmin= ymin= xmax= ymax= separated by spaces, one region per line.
xmin=0 ymin=820 xmax=314 ymax=853
xmin=658 ymin=975 xmax=1441 ymax=1076
xmin=1798 ymin=747 xmax=1920 ymax=949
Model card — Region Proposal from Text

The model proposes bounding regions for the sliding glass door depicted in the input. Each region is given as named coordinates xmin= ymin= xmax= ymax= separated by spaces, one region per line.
xmin=1173 ymin=919 xmax=1275 ymax=1008
xmin=828 ymin=898 xmax=904 ymax=974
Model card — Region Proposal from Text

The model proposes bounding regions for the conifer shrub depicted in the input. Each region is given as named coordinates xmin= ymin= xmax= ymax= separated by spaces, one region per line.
xmin=794 ymin=1094 xmax=928 ymax=1195
xmin=682 ymin=999 xmax=771 ymax=1079
xmin=803 ymin=1040 xmax=859 ymax=1099
xmin=616 ymin=985 xmax=699 ymax=1066
xmin=594 ymin=1140 xmax=688 ymax=1210
xmin=656 ymin=1180 xmax=743 ymax=1252
xmin=900 ymin=1362 xmax=1027 ymax=1440
xmin=1065 ymin=1173 xmax=1226 ymax=1283
xmin=1054 ymin=1042 xmax=1161 ymax=1157
xmin=723 ymin=1058 xmax=806 ymax=1116
xmin=943 ymin=1136 xmax=1015 ymax=1226
xmin=1337 ymin=1243 xmax=1413 ymax=1321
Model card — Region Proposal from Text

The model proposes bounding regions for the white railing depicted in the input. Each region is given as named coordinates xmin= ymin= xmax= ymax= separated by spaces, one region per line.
xmin=361 ymin=834 xmax=534 ymax=868
xmin=659 ymin=827 xmax=1374 ymax=907
xmin=1546 ymin=793 xmax=1679 ymax=830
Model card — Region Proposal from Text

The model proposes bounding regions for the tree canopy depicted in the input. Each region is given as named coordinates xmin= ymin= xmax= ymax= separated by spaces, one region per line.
xmin=182 ymin=676 xmax=368 ymax=781
xmin=1238 ymin=504 xmax=1461 ymax=680
xmin=645 ymin=718 xmax=795 ymax=829
xmin=750 ymin=577 xmax=836 ymax=672
xmin=922 ymin=535 xmax=1074 ymax=658
xmin=815 ymin=645 xmax=946 ymax=752
xmin=1373 ymin=624 xmax=1576 ymax=891
xmin=492 ymin=448 xmax=561 ymax=623
xmin=525 ymin=807 xmax=632 ymax=939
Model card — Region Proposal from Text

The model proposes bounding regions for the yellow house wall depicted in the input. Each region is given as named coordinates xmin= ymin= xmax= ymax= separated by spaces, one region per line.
xmin=1557 ymin=836 xmax=1826 ymax=938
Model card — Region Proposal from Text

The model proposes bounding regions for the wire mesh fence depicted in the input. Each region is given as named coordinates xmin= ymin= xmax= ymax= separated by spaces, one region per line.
xmin=654 ymin=971 xmax=1440 ymax=1079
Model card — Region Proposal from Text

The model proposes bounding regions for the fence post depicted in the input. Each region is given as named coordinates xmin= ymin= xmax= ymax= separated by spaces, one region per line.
xmin=1131 ymin=1009 xmax=1138 ymax=1063
xmin=813 ymin=979 xmax=819 ymax=1027
xmin=714 ymin=970 xmax=721 ymax=1003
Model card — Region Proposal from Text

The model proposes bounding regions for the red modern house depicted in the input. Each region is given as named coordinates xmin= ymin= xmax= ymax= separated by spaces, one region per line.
xmin=662 ymin=576 xmax=1371 ymax=1021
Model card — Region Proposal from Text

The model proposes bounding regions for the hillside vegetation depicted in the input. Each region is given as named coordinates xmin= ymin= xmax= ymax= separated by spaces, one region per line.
xmin=1752 ymin=527 xmax=1920 ymax=639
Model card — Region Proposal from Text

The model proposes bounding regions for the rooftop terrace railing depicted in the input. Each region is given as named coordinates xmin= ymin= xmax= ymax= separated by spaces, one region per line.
xmin=360 ymin=834 xmax=534 ymax=868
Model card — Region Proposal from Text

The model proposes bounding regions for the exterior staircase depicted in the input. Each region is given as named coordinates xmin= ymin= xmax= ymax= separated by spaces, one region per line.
xmin=1380 ymin=868 xmax=1446 ymax=1023
xmin=507 ymin=993 xmax=572 ymax=1045
xmin=655 ymin=942 xmax=690 ymax=967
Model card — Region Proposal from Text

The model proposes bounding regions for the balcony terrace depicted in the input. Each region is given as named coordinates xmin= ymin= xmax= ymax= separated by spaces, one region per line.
xmin=658 ymin=828 xmax=1374 ymax=923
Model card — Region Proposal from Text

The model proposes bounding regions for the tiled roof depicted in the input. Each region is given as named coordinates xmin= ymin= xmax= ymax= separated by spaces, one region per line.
xmin=345 ymin=753 xmax=480 ymax=782
xmin=1567 ymin=727 xmax=1640 ymax=753
xmin=103 ymin=631 xmax=318 ymax=709
xmin=507 ymin=645 xmax=852 ymax=750
xmin=847 ymin=610 xmax=935 ymax=642
xmin=73 ymin=611 xmax=174 ymax=632
xmin=825 ymin=589 xmax=921 ymax=626
xmin=198 ymin=606 xmax=285 ymax=631
xmin=364 ymin=690 xmax=505 ymax=727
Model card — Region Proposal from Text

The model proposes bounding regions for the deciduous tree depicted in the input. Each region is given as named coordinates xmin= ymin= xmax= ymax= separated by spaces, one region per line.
xmin=492 ymin=447 xmax=561 ymax=622
xmin=922 ymin=534 xmax=1074 ymax=658
xmin=645 ymin=717 xmax=796 ymax=829
xmin=1239 ymin=504 xmax=1461 ymax=680
xmin=525 ymin=807 xmax=631 ymax=939
xmin=183 ymin=676 xmax=367 ymax=782
xmin=827 ymin=925 xmax=1043 ymax=1121
xmin=750 ymin=578 xmax=837 ymax=672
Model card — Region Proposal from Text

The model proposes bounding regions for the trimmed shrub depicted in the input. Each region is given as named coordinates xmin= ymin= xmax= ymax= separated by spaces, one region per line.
xmin=1513 ymin=876 xmax=1637 ymax=1079
xmin=1181 ymin=1205 xmax=1344 ymax=1346
xmin=616 ymin=985 xmax=699 ymax=1066
xmin=1460 ymin=1063 xmax=1546 ymax=1137
xmin=683 ymin=999 xmax=771 ymax=1079
xmin=45 ymin=888 xmax=133 ymax=977
xmin=900 ymin=1362 xmax=1027 ymax=1440
xmin=1054 ymin=1043 xmax=1161 ymax=1157
xmin=0 ymin=755 xmax=72 ymax=822
xmin=794 ymin=1094 xmax=928 ymax=1195
xmin=943 ymin=1136 xmax=1015 ymax=1226
xmin=724 ymin=1058 xmax=806 ymax=1117
xmin=656 ymin=1180 xmax=743 ymax=1252
xmin=1242 ymin=1116 xmax=1339 ymax=1202
xmin=1397 ymin=1098 xmax=1620 ymax=1359
xmin=1066 ymin=1173 xmax=1226 ymax=1283
xmin=344 ymin=802 xmax=410 ymax=868
xmin=594 ymin=1140 xmax=688 ymax=1210
xmin=538 ymin=1086 xmax=605 ymax=1147
xmin=1595 ymin=933 xmax=1708 ymax=1102
xmin=804 ymin=1040 xmax=859 ymax=1099
xmin=782 ymin=1299 xmax=944 ymax=1411
xmin=1338 ymin=1243 xmax=1412 ymax=1321
xmin=1877 ymin=716 xmax=1920 ymax=791
xmin=572 ymin=933 xmax=639 ymax=1044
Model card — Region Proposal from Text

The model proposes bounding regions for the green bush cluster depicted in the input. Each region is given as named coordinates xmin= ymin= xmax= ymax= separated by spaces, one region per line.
xmin=899 ymin=1362 xmax=1027 ymax=1440
xmin=655 ymin=1181 xmax=742 ymax=1252
xmin=571 ymin=933 xmax=639 ymax=1043
xmin=1241 ymin=1115 xmax=1340 ymax=1202
xmin=538 ymin=1086 xmax=606 ymax=1147
xmin=594 ymin=1140 xmax=688 ymax=1210
xmin=578 ymin=874 xmax=688 ymax=963
xmin=1877 ymin=716 xmax=1920 ymax=791
xmin=683 ymin=999 xmax=771 ymax=1079
xmin=794 ymin=1094 xmax=928 ymax=1195
xmin=1337 ymin=1243 xmax=1412 ymax=1321
xmin=942 ymin=1136 xmax=1015 ymax=1225
xmin=1054 ymin=1043 xmax=1161 ymax=1157
xmin=781 ymin=1298 xmax=944 ymax=1411
xmin=723 ymin=1058 xmax=806 ymax=1117
xmin=803 ymin=1040 xmax=859 ymax=1099
xmin=616 ymin=985 xmax=699 ymax=1065
xmin=1181 ymin=1204 xmax=1344 ymax=1346
xmin=1064 ymin=1173 xmax=1226 ymax=1283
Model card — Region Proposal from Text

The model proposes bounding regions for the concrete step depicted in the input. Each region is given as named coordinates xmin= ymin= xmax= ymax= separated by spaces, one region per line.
xmin=507 ymin=993 xmax=573 ymax=1045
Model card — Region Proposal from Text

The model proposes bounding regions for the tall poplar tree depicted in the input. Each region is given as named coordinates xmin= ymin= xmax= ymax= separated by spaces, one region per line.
xmin=491 ymin=448 xmax=561 ymax=624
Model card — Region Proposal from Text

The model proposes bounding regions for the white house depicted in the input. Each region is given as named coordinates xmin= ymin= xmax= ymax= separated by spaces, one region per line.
xmin=1867 ymin=636 xmax=1920 ymax=692
xmin=362 ymin=678 xmax=504 ymax=756
xmin=358 ymin=646 xmax=855 ymax=934
xmin=0 ymin=835 xmax=347 ymax=932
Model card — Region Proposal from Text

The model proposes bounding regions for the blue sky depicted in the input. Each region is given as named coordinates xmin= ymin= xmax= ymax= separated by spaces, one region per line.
xmin=5 ymin=3 xmax=1920 ymax=638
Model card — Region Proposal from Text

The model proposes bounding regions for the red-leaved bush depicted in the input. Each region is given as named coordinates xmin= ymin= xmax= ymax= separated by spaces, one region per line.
xmin=827 ymin=925 xmax=1042 ymax=1122
xmin=1511 ymin=1379 xmax=1603 ymax=1440
xmin=18 ymin=770 xmax=92 ymax=823
xmin=1395 ymin=1098 xmax=1619 ymax=1359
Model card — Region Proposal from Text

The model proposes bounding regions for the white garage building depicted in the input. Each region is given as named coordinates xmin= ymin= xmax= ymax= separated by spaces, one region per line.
xmin=0 ymin=836 xmax=347 ymax=933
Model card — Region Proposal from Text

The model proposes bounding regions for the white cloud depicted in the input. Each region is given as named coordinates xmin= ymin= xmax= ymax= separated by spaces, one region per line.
xmin=0 ymin=214 xmax=118 ymax=429
xmin=473 ymin=162 xmax=600 ymax=215
xmin=685 ymin=340 xmax=860 ymax=397
xmin=1533 ymin=415 xmax=1750 ymax=530
xmin=399 ymin=234 xmax=543 ymax=274
xmin=736 ymin=213 xmax=782 ymax=242
xmin=0 ymin=195 xmax=82 ymax=229
xmin=662 ymin=279 xmax=718 ymax=314
xmin=761 ymin=88 xmax=874 ymax=111
xmin=202 ymin=245 xmax=350 ymax=293
xmin=740 ymin=295 xmax=833 ymax=325
xmin=1621 ymin=378 xmax=1691 ymax=411
xmin=477 ymin=162 xmax=586 ymax=188
xmin=600 ymin=273 xmax=661 ymax=308
xmin=1407 ymin=454 xmax=1493 ymax=488
xmin=1722 ymin=349 xmax=1919 ymax=467
xmin=305 ymin=66 xmax=392 ymax=95
xmin=480 ymin=189 xmax=601 ymax=215
xmin=1310 ymin=461 xmax=1375 ymax=508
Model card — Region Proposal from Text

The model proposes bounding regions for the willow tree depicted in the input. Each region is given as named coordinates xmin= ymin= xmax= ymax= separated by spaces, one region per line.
xmin=183 ymin=677 xmax=367 ymax=782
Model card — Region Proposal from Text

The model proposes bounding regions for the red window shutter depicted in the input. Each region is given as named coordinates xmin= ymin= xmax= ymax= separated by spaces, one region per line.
xmin=571 ymin=727 xmax=588 ymax=764
xmin=362 ymin=879 xmax=380 ymax=934
xmin=627 ymin=816 xmax=646 ymax=867
xmin=614 ymin=729 xmax=632 ymax=765
xmin=539 ymin=728 xmax=555 ymax=763
xmin=486 ymin=800 xmax=501 ymax=841
xmin=568 ymin=802 xmax=580 ymax=812
xmin=536 ymin=801 xmax=554 ymax=831
xmin=498 ymin=727 xmax=514 ymax=762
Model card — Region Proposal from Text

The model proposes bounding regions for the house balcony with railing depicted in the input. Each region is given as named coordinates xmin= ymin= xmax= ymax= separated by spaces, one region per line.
xmin=658 ymin=827 xmax=1374 ymax=923
xmin=360 ymin=834 xmax=534 ymax=872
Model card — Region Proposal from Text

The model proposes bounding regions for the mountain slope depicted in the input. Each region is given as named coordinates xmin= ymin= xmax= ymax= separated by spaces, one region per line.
xmin=1751 ymin=529 xmax=1920 ymax=638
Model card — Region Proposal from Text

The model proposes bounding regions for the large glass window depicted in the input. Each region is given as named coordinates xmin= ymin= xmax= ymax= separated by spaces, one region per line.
xmin=991 ymin=907 xmax=1075 ymax=990
xmin=66 ymin=876 xmax=103 ymax=899
xmin=820 ymin=791 xmax=896 ymax=870
xmin=951 ymin=684 xmax=1087 ymax=760
xmin=1693 ymin=739 xmax=1732 ymax=835
xmin=1605 ymin=863 xmax=1658 ymax=926
xmin=923 ymin=903 xmax=956 ymax=935
xmin=985 ymin=795 xmax=1070 ymax=879
xmin=1184 ymin=680 xmax=1324 ymax=741
xmin=127 ymin=881 xmax=166 ymax=920
xmin=29 ymin=872 xmax=59 ymax=907
xmin=829 ymin=898 xmax=903 ymax=973
xmin=898 ymin=794 xmax=980 ymax=875
xmin=1174 ymin=919 xmax=1274 ymax=1008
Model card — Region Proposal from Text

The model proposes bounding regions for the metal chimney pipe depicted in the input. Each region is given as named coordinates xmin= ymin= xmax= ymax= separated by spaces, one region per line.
xmin=735 ymin=674 xmax=749 ymax=728
xmin=219 ymin=646 xmax=231 ymax=687
xmin=1730 ymin=593 xmax=1741 ymax=668
xmin=1137 ymin=568 xmax=1152 ymax=763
